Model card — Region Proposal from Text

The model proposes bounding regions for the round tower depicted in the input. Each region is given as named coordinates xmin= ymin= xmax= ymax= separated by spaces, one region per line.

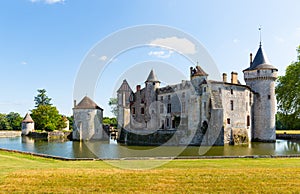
xmin=243 ymin=44 xmax=278 ymax=142
xmin=145 ymin=69 xmax=160 ymax=128
xmin=21 ymin=113 xmax=34 ymax=135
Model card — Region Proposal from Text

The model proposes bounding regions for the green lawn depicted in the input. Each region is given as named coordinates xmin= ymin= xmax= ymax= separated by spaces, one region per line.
xmin=276 ymin=130 xmax=300 ymax=134
xmin=0 ymin=151 xmax=300 ymax=193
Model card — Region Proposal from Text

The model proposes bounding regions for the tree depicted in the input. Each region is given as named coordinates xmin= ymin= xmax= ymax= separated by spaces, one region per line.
xmin=108 ymin=98 xmax=118 ymax=117
xmin=31 ymin=105 xmax=66 ymax=131
xmin=103 ymin=117 xmax=118 ymax=127
xmin=6 ymin=112 xmax=23 ymax=130
xmin=276 ymin=45 xmax=300 ymax=129
xmin=67 ymin=116 xmax=73 ymax=131
xmin=34 ymin=89 xmax=52 ymax=107
xmin=0 ymin=113 xmax=10 ymax=130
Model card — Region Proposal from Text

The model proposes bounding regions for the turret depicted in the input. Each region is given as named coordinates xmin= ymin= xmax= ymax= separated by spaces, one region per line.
xmin=117 ymin=79 xmax=132 ymax=128
xmin=144 ymin=69 xmax=160 ymax=128
xmin=190 ymin=64 xmax=208 ymax=93
xmin=243 ymin=44 xmax=278 ymax=142
xmin=21 ymin=113 xmax=34 ymax=135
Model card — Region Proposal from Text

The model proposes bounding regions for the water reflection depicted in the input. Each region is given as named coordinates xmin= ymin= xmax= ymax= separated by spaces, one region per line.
xmin=0 ymin=137 xmax=299 ymax=159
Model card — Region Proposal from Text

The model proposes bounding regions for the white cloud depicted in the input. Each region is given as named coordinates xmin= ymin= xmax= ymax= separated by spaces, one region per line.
xmin=149 ymin=36 xmax=196 ymax=54
xmin=21 ymin=61 xmax=28 ymax=65
xmin=233 ymin=38 xmax=239 ymax=44
xmin=274 ymin=35 xmax=285 ymax=43
xmin=30 ymin=0 xmax=65 ymax=4
xmin=99 ymin=55 xmax=107 ymax=61
xmin=148 ymin=50 xmax=174 ymax=59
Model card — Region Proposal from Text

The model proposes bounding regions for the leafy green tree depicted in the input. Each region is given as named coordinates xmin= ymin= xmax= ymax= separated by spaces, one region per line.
xmin=6 ymin=112 xmax=23 ymax=130
xmin=31 ymin=105 xmax=66 ymax=131
xmin=0 ymin=113 xmax=10 ymax=130
xmin=34 ymin=89 xmax=52 ymax=107
xmin=276 ymin=45 xmax=300 ymax=129
xmin=108 ymin=98 xmax=118 ymax=117
xmin=103 ymin=117 xmax=118 ymax=128
xmin=67 ymin=116 xmax=73 ymax=131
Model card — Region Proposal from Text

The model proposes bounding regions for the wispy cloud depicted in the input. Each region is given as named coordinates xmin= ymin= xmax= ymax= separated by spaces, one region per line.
xmin=99 ymin=56 xmax=107 ymax=61
xmin=274 ymin=35 xmax=285 ymax=43
xmin=21 ymin=61 xmax=28 ymax=65
xmin=30 ymin=0 xmax=65 ymax=4
xmin=149 ymin=36 xmax=196 ymax=55
xmin=233 ymin=38 xmax=239 ymax=44
xmin=148 ymin=50 xmax=174 ymax=59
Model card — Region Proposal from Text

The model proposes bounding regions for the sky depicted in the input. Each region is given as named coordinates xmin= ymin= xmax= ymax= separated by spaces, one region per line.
xmin=0 ymin=0 xmax=300 ymax=117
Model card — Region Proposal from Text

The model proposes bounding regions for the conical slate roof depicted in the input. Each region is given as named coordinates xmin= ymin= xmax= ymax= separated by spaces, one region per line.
xmin=145 ymin=69 xmax=160 ymax=83
xmin=22 ymin=113 xmax=34 ymax=123
xmin=117 ymin=79 xmax=132 ymax=92
xmin=244 ymin=45 xmax=277 ymax=71
xmin=74 ymin=96 xmax=102 ymax=110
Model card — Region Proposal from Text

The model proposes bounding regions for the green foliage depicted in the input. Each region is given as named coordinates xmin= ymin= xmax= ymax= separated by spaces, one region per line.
xmin=108 ymin=98 xmax=118 ymax=117
xmin=0 ymin=112 xmax=23 ymax=130
xmin=31 ymin=105 xmax=66 ymax=131
xmin=0 ymin=113 xmax=11 ymax=130
xmin=67 ymin=116 xmax=73 ymax=131
xmin=103 ymin=117 xmax=117 ymax=127
xmin=276 ymin=45 xmax=300 ymax=129
xmin=34 ymin=89 xmax=52 ymax=107
xmin=6 ymin=112 xmax=23 ymax=130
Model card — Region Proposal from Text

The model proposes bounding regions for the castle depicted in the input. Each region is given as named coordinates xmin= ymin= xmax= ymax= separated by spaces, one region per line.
xmin=117 ymin=43 xmax=278 ymax=145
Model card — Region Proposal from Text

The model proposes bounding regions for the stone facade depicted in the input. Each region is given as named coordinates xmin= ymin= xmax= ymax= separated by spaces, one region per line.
xmin=117 ymin=43 xmax=277 ymax=145
xmin=73 ymin=96 xmax=108 ymax=141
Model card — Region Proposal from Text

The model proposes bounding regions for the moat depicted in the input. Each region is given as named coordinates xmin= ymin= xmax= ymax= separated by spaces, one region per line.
xmin=0 ymin=136 xmax=299 ymax=159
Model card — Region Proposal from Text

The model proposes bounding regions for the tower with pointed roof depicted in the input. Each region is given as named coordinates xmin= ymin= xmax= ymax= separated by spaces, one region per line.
xmin=117 ymin=80 xmax=133 ymax=129
xmin=21 ymin=113 xmax=34 ymax=135
xmin=190 ymin=64 xmax=208 ymax=93
xmin=243 ymin=43 xmax=278 ymax=142
xmin=73 ymin=96 xmax=107 ymax=140
xmin=144 ymin=69 xmax=161 ymax=129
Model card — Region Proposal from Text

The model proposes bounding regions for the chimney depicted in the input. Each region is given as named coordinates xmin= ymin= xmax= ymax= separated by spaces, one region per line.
xmin=222 ymin=73 xmax=227 ymax=82
xmin=74 ymin=100 xmax=77 ymax=108
xmin=250 ymin=53 xmax=253 ymax=65
xmin=231 ymin=72 xmax=238 ymax=84
xmin=136 ymin=85 xmax=141 ymax=92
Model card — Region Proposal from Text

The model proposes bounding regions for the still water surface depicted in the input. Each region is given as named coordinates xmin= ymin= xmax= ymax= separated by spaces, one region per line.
xmin=0 ymin=136 xmax=299 ymax=159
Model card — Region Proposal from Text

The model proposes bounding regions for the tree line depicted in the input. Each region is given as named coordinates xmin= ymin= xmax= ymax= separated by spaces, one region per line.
xmin=276 ymin=45 xmax=300 ymax=130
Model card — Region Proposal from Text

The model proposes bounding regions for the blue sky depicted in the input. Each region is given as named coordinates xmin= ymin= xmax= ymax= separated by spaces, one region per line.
xmin=0 ymin=0 xmax=300 ymax=117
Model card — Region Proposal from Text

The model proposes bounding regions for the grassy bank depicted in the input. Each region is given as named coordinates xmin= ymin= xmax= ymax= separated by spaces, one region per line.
xmin=276 ymin=130 xmax=300 ymax=134
xmin=0 ymin=151 xmax=300 ymax=193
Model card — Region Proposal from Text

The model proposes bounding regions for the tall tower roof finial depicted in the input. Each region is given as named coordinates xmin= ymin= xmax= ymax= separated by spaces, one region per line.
xmin=259 ymin=25 xmax=262 ymax=47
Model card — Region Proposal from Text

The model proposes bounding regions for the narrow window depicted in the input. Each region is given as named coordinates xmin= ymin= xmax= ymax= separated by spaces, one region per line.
xmin=247 ymin=115 xmax=250 ymax=126
xmin=160 ymin=104 xmax=164 ymax=113
xmin=168 ymin=95 xmax=171 ymax=100
xmin=257 ymin=70 xmax=260 ymax=74
xmin=203 ymin=102 xmax=206 ymax=113
xmin=227 ymin=118 xmax=231 ymax=124
xmin=141 ymin=107 xmax=144 ymax=114
xmin=231 ymin=89 xmax=233 ymax=95
xmin=230 ymin=100 xmax=234 ymax=110
xmin=166 ymin=118 xmax=169 ymax=127
xmin=167 ymin=103 xmax=171 ymax=113
xmin=182 ymin=102 xmax=186 ymax=113
xmin=203 ymin=87 xmax=206 ymax=93
xmin=132 ymin=107 xmax=135 ymax=114
xmin=268 ymin=95 xmax=271 ymax=100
